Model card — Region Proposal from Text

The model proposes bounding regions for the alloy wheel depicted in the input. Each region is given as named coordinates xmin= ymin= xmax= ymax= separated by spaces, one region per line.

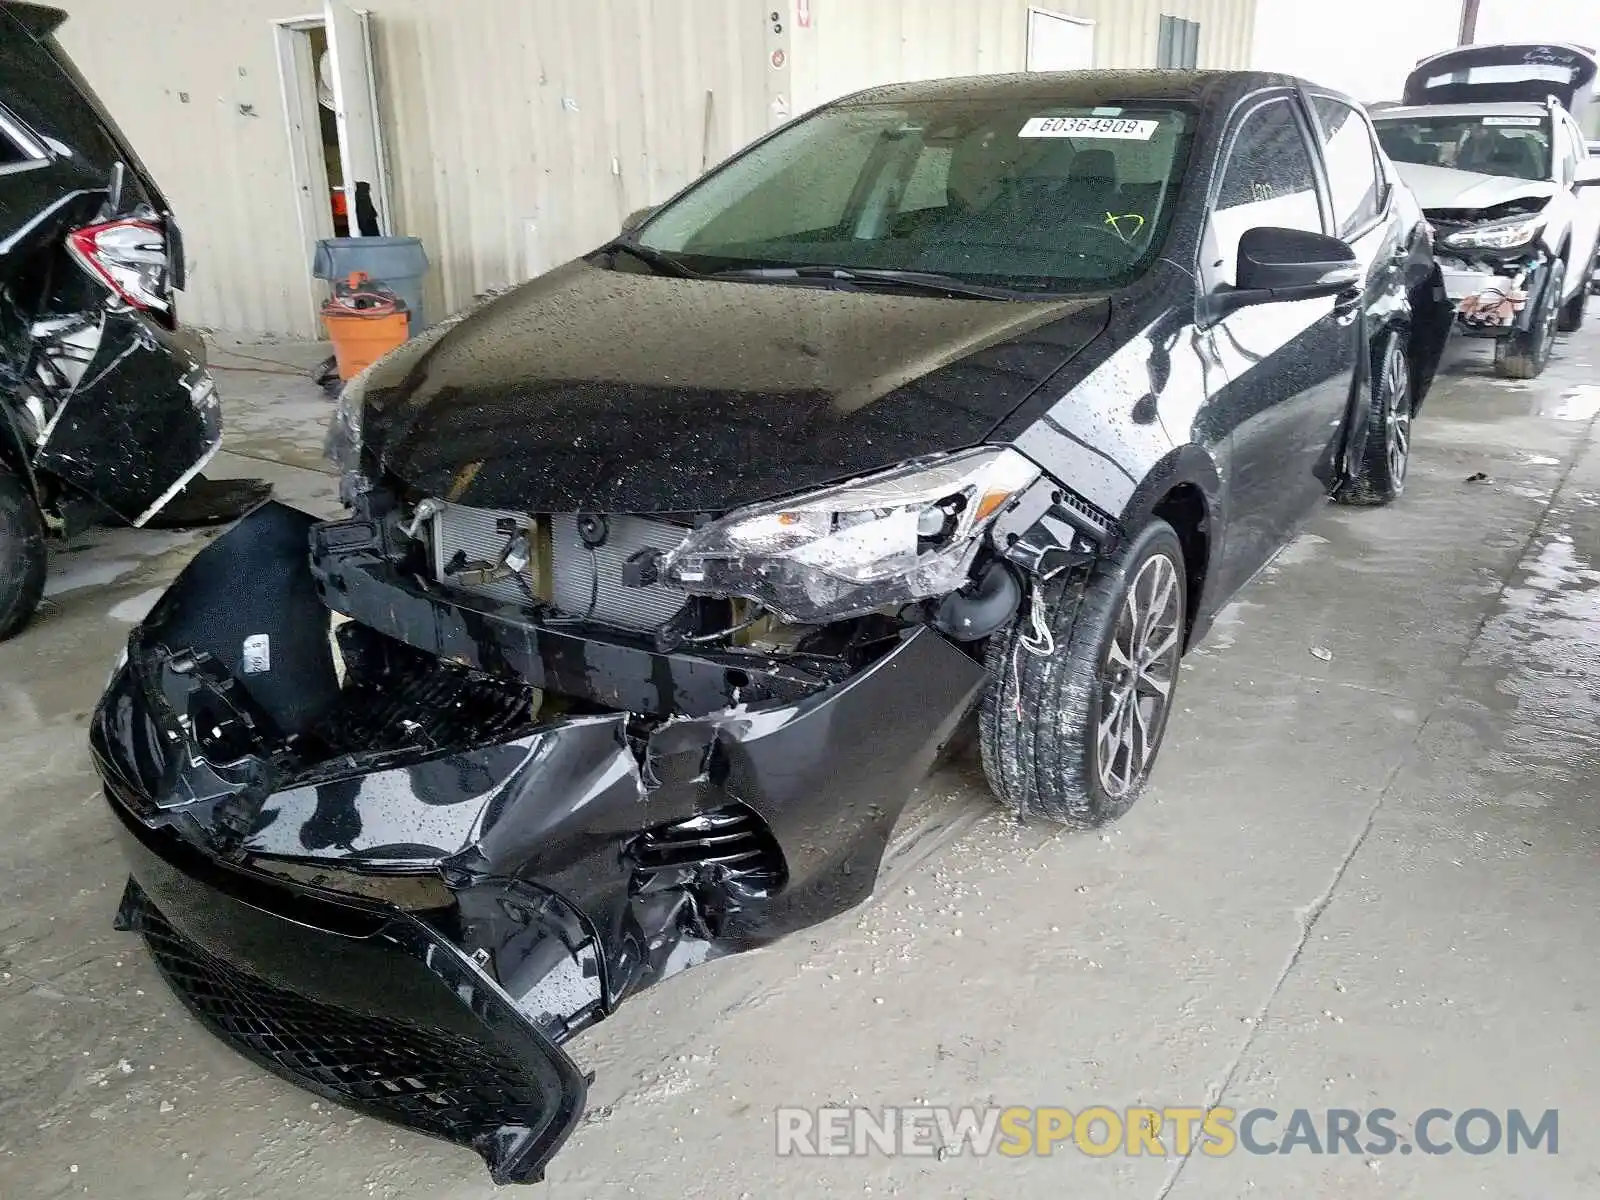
xmin=1385 ymin=347 xmax=1411 ymax=490
xmin=1095 ymin=552 xmax=1182 ymax=798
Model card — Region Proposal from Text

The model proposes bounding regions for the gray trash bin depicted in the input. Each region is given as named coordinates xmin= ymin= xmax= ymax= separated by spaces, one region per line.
xmin=312 ymin=236 xmax=430 ymax=335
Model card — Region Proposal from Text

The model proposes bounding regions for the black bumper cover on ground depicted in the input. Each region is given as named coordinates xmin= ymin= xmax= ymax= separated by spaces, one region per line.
xmin=107 ymin=799 xmax=586 ymax=1184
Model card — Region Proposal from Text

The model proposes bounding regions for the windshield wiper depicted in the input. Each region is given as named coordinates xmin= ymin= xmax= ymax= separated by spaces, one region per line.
xmin=711 ymin=264 xmax=1018 ymax=300
xmin=598 ymin=240 xmax=699 ymax=278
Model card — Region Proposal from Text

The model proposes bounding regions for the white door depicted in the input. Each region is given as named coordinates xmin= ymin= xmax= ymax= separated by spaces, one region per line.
xmin=324 ymin=0 xmax=392 ymax=236
xmin=1026 ymin=9 xmax=1094 ymax=72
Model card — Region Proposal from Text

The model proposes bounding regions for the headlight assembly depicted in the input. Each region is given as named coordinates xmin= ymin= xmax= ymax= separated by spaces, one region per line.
xmin=659 ymin=447 xmax=1041 ymax=623
xmin=1444 ymin=215 xmax=1544 ymax=252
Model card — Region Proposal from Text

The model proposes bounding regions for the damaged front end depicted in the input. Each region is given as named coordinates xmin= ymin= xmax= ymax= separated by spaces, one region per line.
xmin=94 ymin=473 xmax=1107 ymax=1178
xmin=1427 ymin=198 xmax=1552 ymax=336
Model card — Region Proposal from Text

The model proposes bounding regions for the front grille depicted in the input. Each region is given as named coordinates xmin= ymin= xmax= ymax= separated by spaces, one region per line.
xmin=124 ymin=886 xmax=551 ymax=1156
xmin=632 ymin=805 xmax=787 ymax=898
xmin=1056 ymin=487 xmax=1117 ymax=535
xmin=429 ymin=502 xmax=688 ymax=631
xmin=312 ymin=642 xmax=535 ymax=756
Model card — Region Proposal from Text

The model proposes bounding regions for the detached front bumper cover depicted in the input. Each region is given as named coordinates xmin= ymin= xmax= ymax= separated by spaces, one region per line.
xmin=107 ymin=809 xmax=586 ymax=1184
xmin=92 ymin=501 xmax=986 ymax=1181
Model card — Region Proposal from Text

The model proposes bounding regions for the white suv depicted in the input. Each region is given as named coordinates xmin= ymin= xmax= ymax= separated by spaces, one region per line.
xmin=1371 ymin=43 xmax=1600 ymax=378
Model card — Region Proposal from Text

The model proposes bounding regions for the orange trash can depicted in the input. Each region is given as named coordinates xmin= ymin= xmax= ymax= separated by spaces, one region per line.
xmin=322 ymin=272 xmax=409 ymax=380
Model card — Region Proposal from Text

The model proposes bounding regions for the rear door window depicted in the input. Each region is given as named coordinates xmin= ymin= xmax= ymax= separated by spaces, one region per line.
xmin=1310 ymin=97 xmax=1383 ymax=236
xmin=0 ymin=106 xmax=47 ymax=173
xmin=1204 ymin=97 xmax=1324 ymax=289
xmin=1557 ymin=115 xmax=1584 ymax=184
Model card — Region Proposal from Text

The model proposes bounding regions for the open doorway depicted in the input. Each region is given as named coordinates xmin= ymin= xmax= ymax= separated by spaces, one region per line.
xmin=306 ymin=24 xmax=350 ymax=236
xmin=274 ymin=4 xmax=393 ymax=324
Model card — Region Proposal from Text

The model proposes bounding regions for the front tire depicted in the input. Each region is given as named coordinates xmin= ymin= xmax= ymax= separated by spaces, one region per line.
xmin=0 ymin=466 xmax=47 ymax=641
xmin=1558 ymin=262 xmax=1589 ymax=332
xmin=1495 ymin=259 xmax=1565 ymax=379
xmin=979 ymin=520 xmax=1186 ymax=827
xmin=1336 ymin=331 xmax=1411 ymax=507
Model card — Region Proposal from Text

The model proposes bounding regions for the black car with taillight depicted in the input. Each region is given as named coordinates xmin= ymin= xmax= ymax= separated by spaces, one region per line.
xmin=0 ymin=1 xmax=225 ymax=638
xmin=94 ymin=69 xmax=1455 ymax=1183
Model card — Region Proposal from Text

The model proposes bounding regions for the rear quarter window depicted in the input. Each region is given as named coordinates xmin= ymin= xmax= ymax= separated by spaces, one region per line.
xmin=0 ymin=106 xmax=47 ymax=173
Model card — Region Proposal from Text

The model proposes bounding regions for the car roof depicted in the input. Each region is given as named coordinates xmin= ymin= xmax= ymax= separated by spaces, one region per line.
xmin=837 ymin=68 xmax=1331 ymax=108
xmin=1371 ymin=101 xmax=1550 ymax=121
xmin=0 ymin=2 xmax=68 ymax=38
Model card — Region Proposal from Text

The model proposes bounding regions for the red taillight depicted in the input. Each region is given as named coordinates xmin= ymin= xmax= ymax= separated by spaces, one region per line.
xmin=66 ymin=218 xmax=171 ymax=313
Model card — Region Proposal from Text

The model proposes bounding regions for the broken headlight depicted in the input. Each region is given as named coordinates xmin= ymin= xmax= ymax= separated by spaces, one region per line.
xmin=324 ymin=311 xmax=465 ymax=497
xmin=659 ymin=448 xmax=1040 ymax=623
xmin=1444 ymin=215 xmax=1544 ymax=252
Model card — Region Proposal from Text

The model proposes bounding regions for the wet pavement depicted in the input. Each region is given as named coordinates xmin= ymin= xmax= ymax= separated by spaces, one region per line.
xmin=2 ymin=328 xmax=1598 ymax=1199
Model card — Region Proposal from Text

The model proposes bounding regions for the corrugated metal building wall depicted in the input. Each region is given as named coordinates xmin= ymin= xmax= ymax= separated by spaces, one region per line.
xmin=791 ymin=0 xmax=1258 ymax=109
xmin=55 ymin=0 xmax=1256 ymax=338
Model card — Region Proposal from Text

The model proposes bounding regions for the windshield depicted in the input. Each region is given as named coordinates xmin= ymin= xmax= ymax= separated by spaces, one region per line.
xmin=635 ymin=100 xmax=1196 ymax=294
xmin=1375 ymin=114 xmax=1551 ymax=181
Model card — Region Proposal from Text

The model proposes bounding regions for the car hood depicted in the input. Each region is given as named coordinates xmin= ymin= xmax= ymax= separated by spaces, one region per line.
xmin=360 ymin=260 xmax=1108 ymax=514
xmin=1392 ymin=162 xmax=1558 ymax=213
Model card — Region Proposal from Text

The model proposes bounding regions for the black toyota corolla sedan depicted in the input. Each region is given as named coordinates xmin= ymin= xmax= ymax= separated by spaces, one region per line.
xmin=92 ymin=71 xmax=1453 ymax=1182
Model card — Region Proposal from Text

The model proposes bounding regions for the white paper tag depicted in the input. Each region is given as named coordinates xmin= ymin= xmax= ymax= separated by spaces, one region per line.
xmin=242 ymin=634 xmax=271 ymax=675
xmin=1481 ymin=116 xmax=1542 ymax=126
xmin=1020 ymin=116 xmax=1158 ymax=140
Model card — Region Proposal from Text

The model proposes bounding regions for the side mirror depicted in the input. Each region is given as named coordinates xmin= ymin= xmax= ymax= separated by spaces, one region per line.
xmin=1575 ymin=159 xmax=1600 ymax=188
xmin=620 ymin=205 xmax=657 ymax=234
xmin=1213 ymin=226 xmax=1361 ymax=315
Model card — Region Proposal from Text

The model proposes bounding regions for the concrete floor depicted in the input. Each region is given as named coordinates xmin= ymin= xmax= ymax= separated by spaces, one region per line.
xmin=2 ymin=327 xmax=1598 ymax=1199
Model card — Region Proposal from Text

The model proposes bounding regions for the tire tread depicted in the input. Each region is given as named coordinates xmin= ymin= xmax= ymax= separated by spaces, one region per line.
xmin=0 ymin=466 xmax=46 ymax=641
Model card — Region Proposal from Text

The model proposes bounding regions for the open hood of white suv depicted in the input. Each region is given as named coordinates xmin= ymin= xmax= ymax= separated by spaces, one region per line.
xmin=1391 ymin=162 xmax=1557 ymax=213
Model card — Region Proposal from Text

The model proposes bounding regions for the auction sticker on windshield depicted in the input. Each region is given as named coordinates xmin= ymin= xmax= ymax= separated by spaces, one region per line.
xmin=1020 ymin=116 xmax=1158 ymax=139
xmin=1482 ymin=116 xmax=1542 ymax=126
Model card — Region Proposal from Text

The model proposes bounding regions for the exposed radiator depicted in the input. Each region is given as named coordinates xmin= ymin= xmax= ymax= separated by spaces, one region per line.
xmin=428 ymin=502 xmax=689 ymax=632
xmin=547 ymin=513 xmax=689 ymax=630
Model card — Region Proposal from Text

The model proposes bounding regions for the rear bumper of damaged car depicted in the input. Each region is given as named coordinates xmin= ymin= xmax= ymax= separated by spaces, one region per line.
xmin=91 ymin=500 xmax=986 ymax=1180
xmin=30 ymin=308 xmax=222 ymax=527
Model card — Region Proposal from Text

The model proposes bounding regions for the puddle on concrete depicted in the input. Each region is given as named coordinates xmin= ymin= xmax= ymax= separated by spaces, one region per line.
xmin=1195 ymin=599 xmax=1260 ymax=654
xmin=1474 ymin=530 xmax=1600 ymax=784
xmin=108 ymin=588 xmax=166 ymax=624
xmin=1267 ymin=532 xmax=1331 ymax=569
xmin=1531 ymin=385 xmax=1600 ymax=421
xmin=42 ymin=557 xmax=143 ymax=598
xmin=1507 ymin=484 xmax=1553 ymax=501
xmin=43 ymin=531 xmax=198 ymax=598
